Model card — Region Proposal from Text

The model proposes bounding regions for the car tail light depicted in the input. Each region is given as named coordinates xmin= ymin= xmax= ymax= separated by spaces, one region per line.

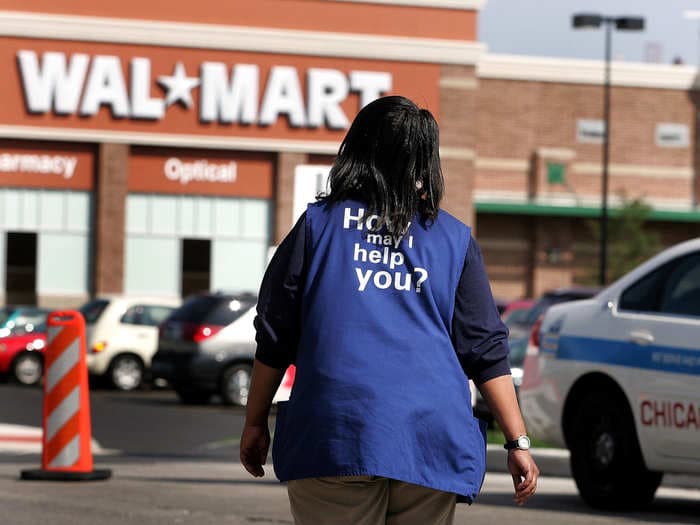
xmin=528 ymin=315 xmax=544 ymax=351
xmin=192 ymin=325 xmax=223 ymax=343
xmin=91 ymin=341 xmax=107 ymax=353
xmin=522 ymin=316 xmax=544 ymax=390
xmin=281 ymin=365 xmax=296 ymax=389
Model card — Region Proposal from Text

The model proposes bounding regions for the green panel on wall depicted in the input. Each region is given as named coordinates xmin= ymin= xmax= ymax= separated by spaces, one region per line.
xmin=547 ymin=163 xmax=565 ymax=184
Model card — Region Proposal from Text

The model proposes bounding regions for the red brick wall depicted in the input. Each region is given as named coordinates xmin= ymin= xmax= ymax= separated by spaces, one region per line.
xmin=94 ymin=143 xmax=128 ymax=295
xmin=274 ymin=152 xmax=308 ymax=244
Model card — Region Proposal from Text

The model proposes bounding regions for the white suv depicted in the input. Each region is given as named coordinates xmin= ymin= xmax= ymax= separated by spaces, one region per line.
xmin=520 ymin=238 xmax=700 ymax=510
xmin=79 ymin=296 xmax=181 ymax=390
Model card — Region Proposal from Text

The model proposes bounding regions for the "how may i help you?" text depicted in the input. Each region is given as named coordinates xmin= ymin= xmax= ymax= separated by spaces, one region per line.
xmin=343 ymin=207 xmax=428 ymax=293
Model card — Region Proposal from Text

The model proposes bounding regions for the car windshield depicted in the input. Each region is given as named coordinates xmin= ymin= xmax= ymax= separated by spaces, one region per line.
xmin=0 ymin=308 xmax=49 ymax=337
xmin=523 ymin=290 xmax=597 ymax=326
xmin=169 ymin=294 xmax=256 ymax=326
xmin=0 ymin=307 xmax=17 ymax=326
xmin=504 ymin=307 xmax=531 ymax=328
xmin=79 ymin=299 xmax=110 ymax=324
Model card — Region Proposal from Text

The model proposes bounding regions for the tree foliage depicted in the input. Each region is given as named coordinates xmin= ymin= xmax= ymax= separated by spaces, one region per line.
xmin=587 ymin=195 xmax=661 ymax=284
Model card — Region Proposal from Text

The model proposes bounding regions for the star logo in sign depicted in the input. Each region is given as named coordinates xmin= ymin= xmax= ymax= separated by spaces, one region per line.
xmin=157 ymin=62 xmax=200 ymax=109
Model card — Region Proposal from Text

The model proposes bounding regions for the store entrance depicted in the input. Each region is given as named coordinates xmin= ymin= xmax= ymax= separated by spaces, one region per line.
xmin=181 ymin=238 xmax=211 ymax=298
xmin=5 ymin=232 xmax=38 ymax=305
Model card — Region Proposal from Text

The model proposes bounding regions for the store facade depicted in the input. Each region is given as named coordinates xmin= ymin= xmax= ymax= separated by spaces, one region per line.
xmin=0 ymin=0 xmax=483 ymax=306
xmin=0 ymin=139 xmax=94 ymax=306
xmin=3 ymin=1 xmax=700 ymax=306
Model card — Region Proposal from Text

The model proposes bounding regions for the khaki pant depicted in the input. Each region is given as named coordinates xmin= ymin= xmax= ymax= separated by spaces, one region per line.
xmin=287 ymin=476 xmax=457 ymax=525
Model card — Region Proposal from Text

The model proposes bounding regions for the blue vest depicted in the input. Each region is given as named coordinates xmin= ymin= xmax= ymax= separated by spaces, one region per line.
xmin=272 ymin=200 xmax=487 ymax=501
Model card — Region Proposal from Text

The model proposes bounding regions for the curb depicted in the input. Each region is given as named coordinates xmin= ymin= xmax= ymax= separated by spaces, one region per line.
xmin=0 ymin=423 xmax=117 ymax=456
xmin=487 ymin=445 xmax=570 ymax=477
xmin=487 ymin=445 xmax=700 ymax=490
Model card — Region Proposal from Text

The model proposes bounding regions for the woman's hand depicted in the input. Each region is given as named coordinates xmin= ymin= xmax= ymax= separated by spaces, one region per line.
xmin=507 ymin=449 xmax=539 ymax=505
xmin=240 ymin=360 xmax=285 ymax=477
xmin=477 ymin=375 xmax=540 ymax=504
xmin=240 ymin=423 xmax=270 ymax=477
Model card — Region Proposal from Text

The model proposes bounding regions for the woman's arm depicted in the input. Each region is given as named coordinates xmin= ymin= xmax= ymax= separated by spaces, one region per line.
xmin=478 ymin=375 xmax=539 ymax=506
xmin=240 ymin=213 xmax=306 ymax=477
xmin=240 ymin=360 xmax=285 ymax=477
xmin=452 ymin=235 xmax=539 ymax=504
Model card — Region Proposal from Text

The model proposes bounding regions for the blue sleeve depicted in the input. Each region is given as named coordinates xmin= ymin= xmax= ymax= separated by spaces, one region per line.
xmin=452 ymin=235 xmax=512 ymax=385
xmin=253 ymin=213 xmax=306 ymax=369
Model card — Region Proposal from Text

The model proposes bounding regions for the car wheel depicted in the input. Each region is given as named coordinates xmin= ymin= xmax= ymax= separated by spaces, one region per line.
xmin=569 ymin=388 xmax=662 ymax=510
xmin=109 ymin=354 xmax=144 ymax=391
xmin=174 ymin=384 xmax=212 ymax=405
xmin=220 ymin=363 xmax=253 ymax=406
xmin=11 ymin=352 xmax=43 ymax=386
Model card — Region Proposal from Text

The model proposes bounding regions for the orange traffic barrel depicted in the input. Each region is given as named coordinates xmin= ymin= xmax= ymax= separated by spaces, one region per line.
xmin=21 ymin=310 xmax=111 ymax=481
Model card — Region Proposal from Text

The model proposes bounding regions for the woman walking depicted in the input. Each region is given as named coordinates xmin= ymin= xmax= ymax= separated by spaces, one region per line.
xmin=241 ymin=95 xmax=538 ymax=524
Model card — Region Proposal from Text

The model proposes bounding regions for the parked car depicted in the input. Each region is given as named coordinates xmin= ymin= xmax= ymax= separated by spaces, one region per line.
xmin=78 ymin=296 xmax=181 ymax=391
xmin=0 ymin=307 xmax=49 ymax=385
xmin=0 ymin=305 xmax=27 ymax=326
xmin=520 ymin=238 xmax=700 ymax=509
xmin=501 ymin=298 xmax=534 ymax=328
xmin=473 ymin=287 xmax=598 ymax=422
xmin=0 ymin=306 xmax=49 ymax=338
xmin=151 ymin=291 xmax=294 ymax=406
xmin=507 ymin=287 xmax=600 ymax=383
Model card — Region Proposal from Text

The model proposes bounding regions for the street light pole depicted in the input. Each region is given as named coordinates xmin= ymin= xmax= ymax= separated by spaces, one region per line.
xmin=600 ymin=20 xmax=612 ymax=287
xmin=572 ymin=14 xmax=644 ymax=286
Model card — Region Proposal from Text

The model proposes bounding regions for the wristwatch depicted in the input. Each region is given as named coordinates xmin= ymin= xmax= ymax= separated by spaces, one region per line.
xmin=504 ymin=435 xmax=531 ymax=451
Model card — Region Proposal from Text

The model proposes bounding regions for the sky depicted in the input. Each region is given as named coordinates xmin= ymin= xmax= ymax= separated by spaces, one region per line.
xmin=479 ymin=0 xmax=700 ymax=66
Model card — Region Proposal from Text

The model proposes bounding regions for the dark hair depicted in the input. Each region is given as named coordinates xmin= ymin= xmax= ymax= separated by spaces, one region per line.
xmin=320 ymin=95 xmax=444 ymax=235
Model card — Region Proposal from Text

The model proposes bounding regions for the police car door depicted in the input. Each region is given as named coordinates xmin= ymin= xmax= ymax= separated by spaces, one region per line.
xmin=613 ymin=251 xmax=700 ymax=460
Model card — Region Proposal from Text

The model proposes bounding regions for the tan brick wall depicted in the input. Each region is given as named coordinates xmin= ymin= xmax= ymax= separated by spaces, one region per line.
xmin=442 ymin=157 xmax=475 ymax=227
xmin=531 ymin=217 xmax=574 ymax=296
xmin=475 ymin=170 xmax=528 ymax=194
xmin=439 ymin=65 xmax=477 ymax=228
xmin=474 ymin=77 xmax=700 ymax=296
xmin=568 ymin=173 xmax=693 ymax=201
xmin=274 ymin=152 xmax=308 ymax=244
xmin=94 ymin=143 xmax=128 ymax=295
xmin=475 ymin=79 xmax=694 ymax=197
xmin=476 ymin=215 xmax=533 ymax=300
xmin=38 ymin=294 xmax=89 ymax=309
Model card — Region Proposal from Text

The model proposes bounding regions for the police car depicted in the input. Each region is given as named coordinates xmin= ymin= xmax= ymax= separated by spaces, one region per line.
xmin=520 ymin=238 xmax=700 ymax=510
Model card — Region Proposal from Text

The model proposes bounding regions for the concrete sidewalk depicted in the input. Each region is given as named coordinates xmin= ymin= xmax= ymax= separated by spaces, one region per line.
xmin=1 ymin=454 xmax=699 ymax=525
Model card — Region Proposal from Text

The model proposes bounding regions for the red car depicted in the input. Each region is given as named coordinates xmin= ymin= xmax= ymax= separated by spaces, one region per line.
xmin=0 ymin=307 xmax=49 ymax=386
xmin=0 ymin=332 xmax=46 ymax=385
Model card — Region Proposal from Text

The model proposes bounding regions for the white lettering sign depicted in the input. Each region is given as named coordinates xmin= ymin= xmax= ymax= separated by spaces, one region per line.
xmin=0 ymin=153 xmax=78 ymax=179
xmin=655 ymin=123 xmax=689 ymax=148
xmin=164 ymin=157 xmax=237 ymax=185
xmin=576 ymin=119 xmax=606 ymax=144
xmin=17 ymin=51 xmax=393 ymax=128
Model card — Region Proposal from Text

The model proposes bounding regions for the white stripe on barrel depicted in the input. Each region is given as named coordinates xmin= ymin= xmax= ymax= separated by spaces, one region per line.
xmin=48 ymin=434 xmax=80 ymax=468
xmin=47 ymin=325 xmax=64 ymax=346
xmin=46 ymin=338 xmax=80 ymax=393
xmin=46 ymin=386 xmax=80 ymax=441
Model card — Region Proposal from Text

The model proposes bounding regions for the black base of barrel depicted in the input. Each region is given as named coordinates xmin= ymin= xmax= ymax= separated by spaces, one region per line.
xmin=20 ymin=468 xmax=112 ymax=481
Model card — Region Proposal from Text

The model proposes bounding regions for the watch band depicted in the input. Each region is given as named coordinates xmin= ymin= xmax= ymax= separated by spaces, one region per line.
xmin=503 ymin=435 xmax=531 ymax=451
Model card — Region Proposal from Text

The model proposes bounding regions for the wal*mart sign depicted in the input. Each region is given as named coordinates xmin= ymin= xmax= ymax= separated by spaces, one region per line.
xmin=17 ymin=51 xmax=392 ymax=129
